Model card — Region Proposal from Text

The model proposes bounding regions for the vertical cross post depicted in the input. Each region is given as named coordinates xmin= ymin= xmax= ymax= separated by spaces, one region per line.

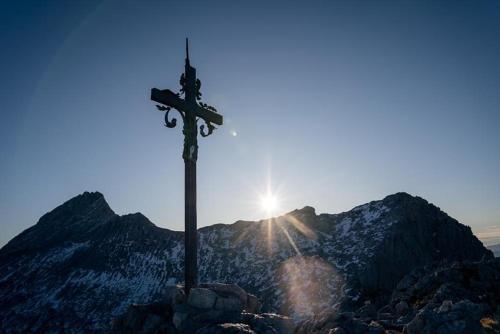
xmin=184 ymin=157 xmax=197 ymax=293
xmin=150 ymin=39 xmax=223 ymax=295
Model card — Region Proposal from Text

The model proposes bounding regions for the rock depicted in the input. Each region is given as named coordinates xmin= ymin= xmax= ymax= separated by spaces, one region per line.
xmin=196 ymin=323 xmax=257 ymax=334
xmin=188 ymin=288 xmax=218 ymax=309
xmin=112 ymin=283 xmax=292 ymax=334
xmin=295 ymin=311 xmax=368 ymax=334
xmin=112 ymin=303 xmax=172 ymax=333
xmin=357 ymin=301 xmax=377 ymax=318
xmin=394 ymin=309 xmax=415 ymax=326
xmin=480 ymin=316 xmax=500 ymax=333
xmin=404 ymin=299 xmax=488 ymax=334
xmin=142 ymin=314 xmax=163 ymax=334
xmin=246 ymin=293 xmax=262 ymax=313
xmin=260 ymin=313 xmax=295 ymax=334
xmin=404 ymin=313 xmax=425 ymax=334
xmin=377 ymin=304 xmax=392 ymax=315
xmin=367 ymin=321 xmax=385 ymax=334
xmin=438 ymin=300 xmax=453 ymax=313
xmin=377 ymin=312 xmax=394 ymax=321
xmin=199 ymin=283 xmax=248 ymax=304
xmin=159 ymin=285 xmax=186 ymax=305
xmin=172 ymin=311 xmax=188 ymax=330
xmin=328 ymin=328 xmax=346 ymax=334
xmin=192 ymin=309 xmax=242 ymax=324
xmin=215 ymin=296 xmax=245 ymax=312
xmin=395 ymin=300 xmax=409 ymax=316
xmin=240 ymin=313 xmax=268 ymax=332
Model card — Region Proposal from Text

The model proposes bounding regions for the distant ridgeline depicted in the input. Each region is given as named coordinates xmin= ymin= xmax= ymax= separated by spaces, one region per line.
xmin=0 ymin=191 xmax=492 ymax=332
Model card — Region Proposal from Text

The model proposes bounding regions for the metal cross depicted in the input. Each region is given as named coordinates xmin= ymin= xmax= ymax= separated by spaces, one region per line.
xmin=150 ymin=39 xmax=223 ymax=294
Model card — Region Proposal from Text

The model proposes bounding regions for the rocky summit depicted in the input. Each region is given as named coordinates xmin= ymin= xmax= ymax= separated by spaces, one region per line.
xmin=0 ymin=191 xmax=494 ymax=333
xmin=112 ymin=283 xmax=295 ymax=334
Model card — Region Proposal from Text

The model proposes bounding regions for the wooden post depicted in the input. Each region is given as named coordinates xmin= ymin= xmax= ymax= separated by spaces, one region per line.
xmin=184 ymin=159 xmax=197 ymax=293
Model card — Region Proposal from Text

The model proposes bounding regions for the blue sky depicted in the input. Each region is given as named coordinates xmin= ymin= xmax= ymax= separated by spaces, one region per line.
xmin=1 ymin=0 xmax=500 ymax=246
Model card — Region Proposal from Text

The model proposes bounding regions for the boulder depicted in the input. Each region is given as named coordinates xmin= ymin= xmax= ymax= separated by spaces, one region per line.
xmin=172 ymin=311 xmax=189 ymax=330
xmin=241 ymin=313 xmax=277 ymax=333
xmin=366 ymin=321 xmax=385 ymax=334
xmin=215 ymin=296 xmax=245 ymax=312
xmin=199 ymin=283 xmax=248 ymax=304
xmin=395 ymin=300 xmax=409 ymax=316
xmin=188 ymin=288 xmax=218 ymax=309
xmin=246 ymin=293 xmax=262 ymax=313
xmin=357 ymin=302 xmax=377 ymax=319
xmin=159 ymin=285 xmax=186 ymax=305
xmin=438 ymin=300 xmax=453 ymax=313
xmin=191 ymin=309 xmax=242 ymax=324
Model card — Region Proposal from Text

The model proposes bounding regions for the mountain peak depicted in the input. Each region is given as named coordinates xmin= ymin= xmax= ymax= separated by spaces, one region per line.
xmin=0 ymin=191 xmax=116 ymax=257
xmin=382 ymin=191 xmax=418 ymax=202
xmin=287 ymin=205 xmax=316 ymax=217
xmin=380 ymin=191 xmax=432 ymax=208
xmin=37 ymin=190 xmax=115 ymax=225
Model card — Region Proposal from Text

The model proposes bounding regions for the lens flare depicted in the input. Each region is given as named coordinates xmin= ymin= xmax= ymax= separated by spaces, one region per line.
xmin=278 ymin=256 xmax=344 ymax=319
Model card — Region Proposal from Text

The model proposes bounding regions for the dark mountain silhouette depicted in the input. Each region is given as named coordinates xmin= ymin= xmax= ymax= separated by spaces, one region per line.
xmin=488 ymin=243 xmax=500 ymax=257
xmin=0 ymin=191 xmax=492 ymax=333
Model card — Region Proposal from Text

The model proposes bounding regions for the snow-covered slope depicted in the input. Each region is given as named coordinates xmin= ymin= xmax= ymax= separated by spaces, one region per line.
xmin=0 ymin=192 xmax=492 ymax=333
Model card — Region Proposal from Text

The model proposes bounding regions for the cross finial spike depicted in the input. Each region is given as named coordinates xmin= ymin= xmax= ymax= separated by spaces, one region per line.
xmin=185 ymin=38 xmax=190 ymax=64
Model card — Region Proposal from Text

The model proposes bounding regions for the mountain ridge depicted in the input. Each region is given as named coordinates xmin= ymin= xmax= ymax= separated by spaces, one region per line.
xmin=0 ymin=191 xmax=492 ymax=333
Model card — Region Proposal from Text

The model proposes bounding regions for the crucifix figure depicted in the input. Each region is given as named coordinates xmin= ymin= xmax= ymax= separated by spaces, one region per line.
xmin=151 ymin=39 xmax=223 ymax=294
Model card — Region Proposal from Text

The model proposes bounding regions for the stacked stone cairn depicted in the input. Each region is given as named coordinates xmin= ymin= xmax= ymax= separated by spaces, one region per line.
xmin=112 ymin=283 xmax=295 ymax=334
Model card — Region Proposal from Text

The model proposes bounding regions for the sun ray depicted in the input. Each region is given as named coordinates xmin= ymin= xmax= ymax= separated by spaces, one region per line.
xmin=267 ymin=218 xmax=274 ymax=254
xmin=283 ymin=215 xmax=317 ymax=241
xmin=276 ymin=219 xmax=302 ymax=256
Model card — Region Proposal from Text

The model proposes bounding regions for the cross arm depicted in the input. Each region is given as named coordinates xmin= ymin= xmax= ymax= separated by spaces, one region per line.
xmin=195 ymin=104 xmax=223 ymax=126
xmin=151 ymin=88 xmax=223 ymax=126
xmin=151 ymin=88 xmax=187 ymax=113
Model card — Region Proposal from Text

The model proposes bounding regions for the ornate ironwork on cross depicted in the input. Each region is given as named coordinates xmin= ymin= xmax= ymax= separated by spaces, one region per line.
xmin=150 ymin=39 xmax=223 ymax=294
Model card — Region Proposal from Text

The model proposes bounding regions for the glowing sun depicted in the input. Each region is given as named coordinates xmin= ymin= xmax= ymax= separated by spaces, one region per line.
xmin=260 ymin=193 xmax=279 ymax=214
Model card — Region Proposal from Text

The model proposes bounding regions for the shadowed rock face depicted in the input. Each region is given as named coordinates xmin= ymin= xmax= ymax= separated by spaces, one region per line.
xmin=295 ymin=259 xmax=500 ymax=334
xmin=0 ymin=191 xmax=492 ymax=333
xmin=354 ymin=193 xmax=490 ymax=294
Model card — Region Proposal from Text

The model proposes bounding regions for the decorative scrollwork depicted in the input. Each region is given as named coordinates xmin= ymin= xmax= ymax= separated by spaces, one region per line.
xmin=157 ymin=105 xmax=183 ymax=128
xmin=199 ymin=102 xmax=218 ymax=113
xmin=196 ymin=79 xmax=202 ymax=100
xmin=200 ymin=119 xmax=215 ymax=137
xmin=179 ymin=73 xmax=186 ymax=95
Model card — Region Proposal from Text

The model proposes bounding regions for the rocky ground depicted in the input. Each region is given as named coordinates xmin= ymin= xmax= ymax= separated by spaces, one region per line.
xmin=112 ymin=283 xmax=295 ymax=334
xmin=115 ymin=259 xmax=500 ymax=334
xmin=296 ymin=259 xmax=500 ymax=334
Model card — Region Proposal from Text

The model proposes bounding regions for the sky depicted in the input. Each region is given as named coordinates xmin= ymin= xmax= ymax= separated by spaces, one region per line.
xmin=1 ymin=0 xmax=500 ymax=247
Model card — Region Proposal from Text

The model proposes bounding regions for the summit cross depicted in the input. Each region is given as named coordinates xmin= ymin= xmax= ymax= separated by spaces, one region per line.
xmin=150 ymin=39 xmax=223 ymax=294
